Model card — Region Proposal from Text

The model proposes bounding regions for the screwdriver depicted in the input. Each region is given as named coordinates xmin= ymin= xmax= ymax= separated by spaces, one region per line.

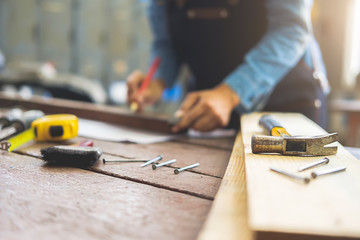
xmin=0 ymin=114 xmax=78 ymax=152
xmin=0 ymin=110 xmax=45 ymax=141
xmin=0 ymin=108 xmax=23 ymax=130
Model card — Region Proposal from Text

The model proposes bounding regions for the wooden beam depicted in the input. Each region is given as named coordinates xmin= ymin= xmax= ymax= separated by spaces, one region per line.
xmin=242 ymin=112 xmax=360 ymax=239
xmin=0 ymin=93 xmax=173 ymax=133
xmin=197 ymin=133 xmax=253 ymax=240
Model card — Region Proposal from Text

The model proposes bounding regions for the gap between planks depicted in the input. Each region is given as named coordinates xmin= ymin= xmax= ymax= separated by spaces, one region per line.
xmin=12 ymin=149 xmax=216 ymax=201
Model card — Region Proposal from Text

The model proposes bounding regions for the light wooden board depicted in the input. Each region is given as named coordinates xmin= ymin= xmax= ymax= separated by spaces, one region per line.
xmin=0 ymin=151 xmax=212 ymax=240
xmin=242 ymin=112 xmax=360 ymax=239
xmin=197 ymin=133 xmax=253 ymax=240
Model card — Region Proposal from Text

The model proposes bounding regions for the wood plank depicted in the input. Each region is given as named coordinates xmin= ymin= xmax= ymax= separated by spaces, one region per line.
xmin=14 ymin=138 xmax=231 ymax=199
xmin=17 ymin=137 xmax=231 ymax=178
xmin=0 ymin=94 xmax=235 ymax=149
xmin=197 ymin=133 xmax=253 ymax=240
xmin=175 ymin=136 xmax=235 ymax=151
xmin=0 ymin=93 xmax=173 ymax=133
xmin=0 ymin=151 xmax=212 ymax=240
xmin=242 ymin=112 xmax=360 ymax=239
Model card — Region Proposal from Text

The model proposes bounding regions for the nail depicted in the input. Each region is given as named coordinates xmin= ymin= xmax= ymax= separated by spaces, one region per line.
xmin=311 ymin=166 xmax=346 ymax=179
xmin=152 ymin=159 xmax=176 ymax=170
xmin=174 ymin=163 xmax=200 ymax=174
xmin=140 ymin=155 xmax=163 ymax=167
xmin=270 ymin=167 xmax=310 ymax=184
xmin=103 ymin=158 xmax=147 ymax=164
xmin=298 ymin=157 xmax=330 ymax=172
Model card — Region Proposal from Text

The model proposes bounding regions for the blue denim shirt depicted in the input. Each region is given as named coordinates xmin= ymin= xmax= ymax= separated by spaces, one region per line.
xmin=148 ymin=0 xmax=326 ymax=112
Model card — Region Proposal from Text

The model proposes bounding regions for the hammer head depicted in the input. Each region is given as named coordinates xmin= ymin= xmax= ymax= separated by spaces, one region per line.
xmin=251 ymin=133 xmax=338 ymax=156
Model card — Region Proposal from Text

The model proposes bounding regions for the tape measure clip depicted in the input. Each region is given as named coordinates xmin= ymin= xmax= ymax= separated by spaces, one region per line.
xmin=0 ymin=141 xmax=11 ymax=151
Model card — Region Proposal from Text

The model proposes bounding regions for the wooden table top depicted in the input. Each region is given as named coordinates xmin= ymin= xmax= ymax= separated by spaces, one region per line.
xmin=0 ymin=124 xmax=234 ymax=240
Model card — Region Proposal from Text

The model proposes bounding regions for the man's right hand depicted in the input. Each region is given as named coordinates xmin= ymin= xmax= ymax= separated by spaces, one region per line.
xmin=126 ymin=70 xmax=166 ymax=111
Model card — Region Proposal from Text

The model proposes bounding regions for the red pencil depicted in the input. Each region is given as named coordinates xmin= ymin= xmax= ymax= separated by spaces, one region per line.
xmin=130 ymin=57 xmax=161 ymax=112
xmin=139 ymin=57 xmax=161 ymax=94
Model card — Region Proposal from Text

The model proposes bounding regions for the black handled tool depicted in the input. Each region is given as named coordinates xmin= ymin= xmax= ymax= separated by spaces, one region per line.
xmin=0 ymin=108 xmax=23 ymax=130
xmin=0 ymin=110 xmax=44 ymax=140
xmin=41 ymin=146 xmax=102 ymax=167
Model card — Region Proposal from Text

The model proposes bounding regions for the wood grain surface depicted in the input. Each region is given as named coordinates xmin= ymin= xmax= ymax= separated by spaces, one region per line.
xmin=176 ymin=136 xmax=236 ymax=151
xmin=242 ymin=112 xmax=360 ymax=239
xmin=0 ymin=98 xmax=236 ymax=240
xmin=197 ymin=132 xmax=253 ymax=240
xmin=0 ymin=151 xmax=211 ymax=240
xmin=14 ymin=137 xmax=232 ymax=200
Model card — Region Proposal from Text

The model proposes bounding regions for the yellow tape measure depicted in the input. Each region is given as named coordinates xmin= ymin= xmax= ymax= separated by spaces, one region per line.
xmin=5 ymin=114 xmax=78 ymax=152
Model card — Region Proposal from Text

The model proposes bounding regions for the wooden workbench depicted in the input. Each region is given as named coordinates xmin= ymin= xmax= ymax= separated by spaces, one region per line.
xmin=0 ymin=95 xmax=234 ymax=240
xmin=1 ymin=95 xmax=360 ymax=240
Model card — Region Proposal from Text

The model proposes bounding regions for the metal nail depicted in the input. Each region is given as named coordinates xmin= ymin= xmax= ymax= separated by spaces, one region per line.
xmin=152 ymin=159 xmax=176 ymax=170
xmin=311 ymin=166 xmax=346 ymax=179
xmin=103 ymin=158 xmax=147 ymax=164
xmin=270 ymin=167 xmax=310 ymax=184
xmin=174 ymin=163 xmax=200 ymax=174
xmin=298 ymin=157 xmax=330 ymax=172
xmin=140 ymin=155 xmax=163 ymax=167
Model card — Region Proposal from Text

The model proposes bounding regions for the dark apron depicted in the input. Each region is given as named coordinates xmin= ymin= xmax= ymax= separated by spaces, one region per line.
xmin=166 ymin=0 xmax=327 ymax=128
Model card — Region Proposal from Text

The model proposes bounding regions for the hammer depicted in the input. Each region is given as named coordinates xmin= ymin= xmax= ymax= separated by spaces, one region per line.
xmin=251 ymin=115 xmax=338 ymax=156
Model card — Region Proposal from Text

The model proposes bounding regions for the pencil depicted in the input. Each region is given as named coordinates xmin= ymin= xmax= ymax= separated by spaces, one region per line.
xmin=130 ymin=57 xmax=161 ymax=112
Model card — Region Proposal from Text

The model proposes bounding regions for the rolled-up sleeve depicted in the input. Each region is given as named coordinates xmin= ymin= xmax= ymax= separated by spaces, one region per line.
xmin=224 ymin=0 xmax=313 ymax=112
xmin=148 ymin=0 xmax=181 ymax=88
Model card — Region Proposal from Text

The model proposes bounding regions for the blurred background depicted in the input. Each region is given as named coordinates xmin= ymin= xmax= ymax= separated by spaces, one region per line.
xmin=0 ymin=0 xmax=359 ymax=146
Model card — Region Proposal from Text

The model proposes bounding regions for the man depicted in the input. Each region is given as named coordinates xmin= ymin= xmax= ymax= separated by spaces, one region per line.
xmin=127 ymin=0 xmax=328 ymax=132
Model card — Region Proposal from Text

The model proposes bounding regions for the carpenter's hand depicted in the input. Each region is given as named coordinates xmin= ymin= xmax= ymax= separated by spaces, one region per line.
xmin=172 ymin=84 xmax=240 ymax=132
xmin=127 ymin=70 xmax=165 ymax=111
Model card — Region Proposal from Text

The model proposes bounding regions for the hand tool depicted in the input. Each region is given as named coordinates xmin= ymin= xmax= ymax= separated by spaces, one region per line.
xmin=270 ymin=167 xmax=311 ymax=184
xmin=0 ymin=114 xmax=78 ymax=152
xmin=152 ymin=159 xmax=176 ymax=170
xmin=0 ymin=108 xmax=23 ymax=130
xmin=298 ymin=157 xmax=330 ymax=172
xmin=311 ymin=166 xmax=346 ymax=179
xmin=174 ymin=163 xmax=200 ymax=174
xmin=140 ymin=155 xmax=163 ymax=167
xmin=130 ymin=57 xmax=161 ymax=112
xmin=41 ymin=146 xmax=102 ymax=167
xmin=0 ymin=110 xmax=45 ymax=140
xmin=251 ymin=115 xmax=338 ymax=156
